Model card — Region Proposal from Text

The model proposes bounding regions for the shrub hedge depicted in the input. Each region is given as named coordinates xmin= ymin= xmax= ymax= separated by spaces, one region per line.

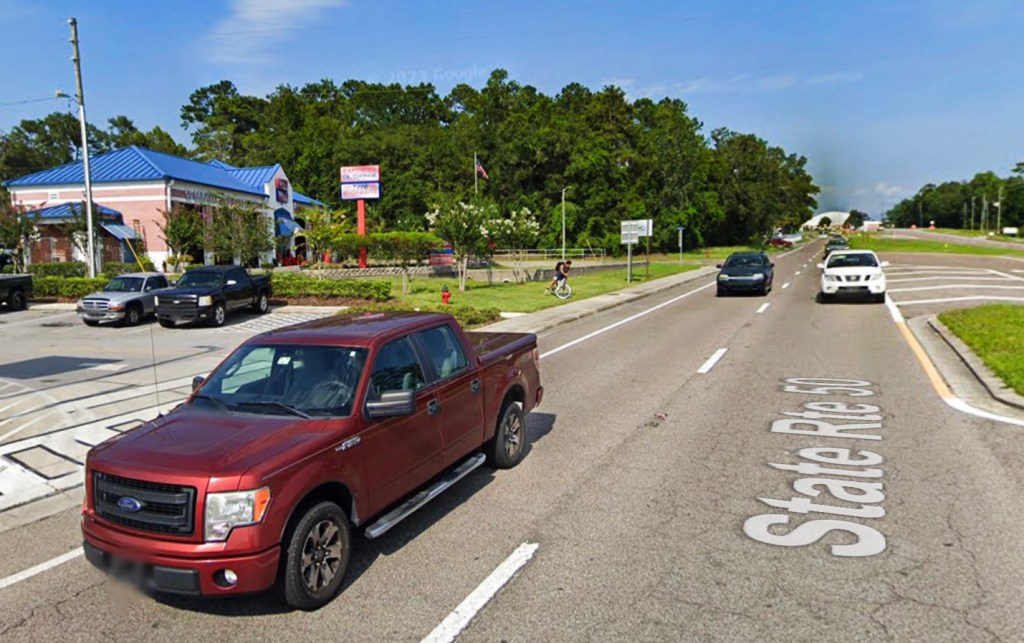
xmin=33 ymin=276 xmax=108 ymax=299
xmin=27 ymin=262 xmax=87 ymax=277
xmin=271 ymin=274 xmax=391 ymax=302
xmin=340 ymin=302 xmax=501 ymax=328
xmin=102 ymin=260 xmax=156 ymax=278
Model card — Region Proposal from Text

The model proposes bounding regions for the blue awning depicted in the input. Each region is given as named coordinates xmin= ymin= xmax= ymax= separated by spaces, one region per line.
xmin=101 ymin=223 xmax=137 ymax=240
xmin=276 ymin=217 xmax=302 ymax=237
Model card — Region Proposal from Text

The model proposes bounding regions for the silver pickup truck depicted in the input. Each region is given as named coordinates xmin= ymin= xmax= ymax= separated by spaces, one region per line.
xmin=76 ymin=272 xmax=171 ymax=327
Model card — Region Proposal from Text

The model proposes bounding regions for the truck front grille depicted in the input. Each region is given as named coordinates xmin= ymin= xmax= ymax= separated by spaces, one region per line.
xmin=93 ymin=472 xmax=196 ymax=536
xmin=158 ymin=298 xmax=197 ymax=311
xmin=81 ymin=299 xmax=110 ymax=311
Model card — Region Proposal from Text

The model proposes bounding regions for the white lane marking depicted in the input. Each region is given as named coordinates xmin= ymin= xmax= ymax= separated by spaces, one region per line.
xmin=945 ymin=397 xmax=1024 ymax=428
xmin=889 ymin=285 xmax=1024 ymax=293
xmin=795 ymin=271 xmax=802 ymax=276
xmin=777 ymin=247 xmax=802 ymax=258
xmin=697 ymin=348 xmax=728 ymax=374
xmin=540 ymin=282 xmax=714 ymax=359
xmin=781 ymin=282 xmax=791 ymax=289
xmin=756 ymin=303 xmax=770 ymax=314
xmin=0 ymin=548 xmax=83 ymax=592
xmin=885 ymin=294 xmax=905 ymax=323
xmin=421 ymin=542 xmax=539 ymax=643
xmin=893 ymin=295 xmax=1024 ymax=306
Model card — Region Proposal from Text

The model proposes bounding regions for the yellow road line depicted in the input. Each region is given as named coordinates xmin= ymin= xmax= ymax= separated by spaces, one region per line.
xmin=893 ymin=321 xmax=953 ymax=399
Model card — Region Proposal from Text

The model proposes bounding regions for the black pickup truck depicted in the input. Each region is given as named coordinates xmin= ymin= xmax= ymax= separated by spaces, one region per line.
xmin=0 ymin=274 xmax=32 ymax=311
xmin=155 ymin=265 xmax=271 ymax=328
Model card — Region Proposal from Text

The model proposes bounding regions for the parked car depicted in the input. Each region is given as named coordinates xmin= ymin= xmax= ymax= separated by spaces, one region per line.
xmin=76 ymin=272 xmax=171 ymax=327
xmin=0 ymin=273 xmax=32 ymax=311
xmin=818 ymin=249 xmax=889 ymax=303
xmin=716 ymin=252 xmax=774 ymax=296
xmin=155 ymin=265 xmax=271 ymax=328
xmin=81 ymin=311 xmax=543 ymax=609
xmin=768 ymin=237 xmax=793 ymax=248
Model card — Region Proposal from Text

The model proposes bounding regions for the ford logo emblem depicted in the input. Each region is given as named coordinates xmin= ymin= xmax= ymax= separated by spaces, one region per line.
xmin=118 ymin=496 xmax=143 ymax=513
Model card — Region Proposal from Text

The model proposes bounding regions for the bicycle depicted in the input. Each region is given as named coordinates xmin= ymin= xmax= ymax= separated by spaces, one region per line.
xmin=552 ymin=280 xmax=572 ymax=300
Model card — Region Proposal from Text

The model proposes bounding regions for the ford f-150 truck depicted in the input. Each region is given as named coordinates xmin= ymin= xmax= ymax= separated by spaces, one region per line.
xmin=76 ymin=272 xmax=171 ymax=326
xmin=155 ymin=265 xmax=271 ymax=328
xmin=0 ymin=273 xmax=32 ymax=311
xmin=82 ymin=311 xmax=542 ymax=609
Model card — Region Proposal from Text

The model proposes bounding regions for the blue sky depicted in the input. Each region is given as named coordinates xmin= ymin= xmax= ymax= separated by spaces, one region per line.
xmin=2 ymin=0 xmax=1022 ymax=216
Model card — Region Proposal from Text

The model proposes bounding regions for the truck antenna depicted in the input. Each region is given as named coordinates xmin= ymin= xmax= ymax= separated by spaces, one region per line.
xmin=149 ymin=323 xmax=162 ymax=415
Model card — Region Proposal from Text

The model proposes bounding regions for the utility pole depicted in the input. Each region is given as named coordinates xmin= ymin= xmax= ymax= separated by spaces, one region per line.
xmin=970 ymin=196 xmax=975 ymax=230
xmin=962 ymin=202 xmax=967 ymax=229
xmin=69 ymin=17 xmax=96 ymax=278
xmin=996 ymin=185 xmax=1004 ymax=234
xmin=560 ymin=187 xmax=568 ymax=261
xmin=982 ymin=192 xmax=988 ymax=232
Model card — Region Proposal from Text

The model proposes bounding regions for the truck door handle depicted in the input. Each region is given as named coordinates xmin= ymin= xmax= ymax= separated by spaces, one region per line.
xmin=427 ymin=400 xmax=440 ymax=416
xmin=471 ymin=379 xmax=481 ymax=394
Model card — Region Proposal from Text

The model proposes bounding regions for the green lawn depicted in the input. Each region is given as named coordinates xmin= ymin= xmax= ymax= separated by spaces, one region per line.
xmin=392 ymin=262 xmax=701 ymax=312
xmin=932 ymin=228 xmax=1024 ymax=244
xmin=939 ymin=304 xmax=1024 ymax=396
xmin=849 ymin=234 xmax=1024 ymax=257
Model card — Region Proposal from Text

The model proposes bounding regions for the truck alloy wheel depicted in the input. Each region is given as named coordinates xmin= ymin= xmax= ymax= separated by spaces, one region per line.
xmin=7 ymin=290 xmax=25 ymax=310
xmin=253 ymin=293 xmax=269 ymax=314
xmin=124 ymin=305 xmax=141 ymax=326
xmin=488 ymin=401 xmax=526 ymax=469
xmin=212 ymin=303 xmax=226 ymax=327
xmin=277 ymin=501 xmax=351 ymax=610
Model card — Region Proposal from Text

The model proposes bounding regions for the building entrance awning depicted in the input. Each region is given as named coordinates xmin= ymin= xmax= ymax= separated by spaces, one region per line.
xmin=100 ymin=222 xmax=138 ymax=240
xmin=274 ymin=208 xmax=304 ymax=237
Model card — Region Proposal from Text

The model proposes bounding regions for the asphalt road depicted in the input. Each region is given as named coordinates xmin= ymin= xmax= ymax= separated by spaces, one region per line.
xmin=2 ymin=243 xmax=1024 ymax=641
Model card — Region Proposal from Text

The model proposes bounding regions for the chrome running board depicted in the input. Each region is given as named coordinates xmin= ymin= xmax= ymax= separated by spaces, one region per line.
xmin=364 ymin=453 xmax=486 ymax=539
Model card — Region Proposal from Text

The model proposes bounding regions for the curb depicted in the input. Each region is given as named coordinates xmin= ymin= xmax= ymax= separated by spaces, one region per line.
xmin=926 ymin=315 xmax=1024 ymax=411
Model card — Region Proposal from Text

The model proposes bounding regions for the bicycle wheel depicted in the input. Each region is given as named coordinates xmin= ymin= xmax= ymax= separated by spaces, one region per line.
xmin=554 ymin=281 xmax=572 ymax=300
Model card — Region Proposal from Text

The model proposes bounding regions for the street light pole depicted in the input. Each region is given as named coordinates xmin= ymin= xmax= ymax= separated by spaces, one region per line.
xmin=561 ymin=186 xmax=569 ymax=261
xmin=69 ymin=17 xmax=96 ymax=278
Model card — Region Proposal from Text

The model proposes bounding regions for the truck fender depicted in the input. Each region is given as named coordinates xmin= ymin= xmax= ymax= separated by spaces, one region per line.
xmin=270 ymin=461 xmax=363 ymax=544
xmin=486 ymin=369 xmax=526 ymax=441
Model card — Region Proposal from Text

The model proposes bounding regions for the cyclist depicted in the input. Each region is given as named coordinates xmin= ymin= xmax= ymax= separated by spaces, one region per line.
xmin=545 ymin=259 xmax=572 ymax=294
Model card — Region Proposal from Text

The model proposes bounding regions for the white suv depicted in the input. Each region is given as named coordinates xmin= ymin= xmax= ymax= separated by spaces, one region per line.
xmin=818 ymin=249 xmax=889 ymax=303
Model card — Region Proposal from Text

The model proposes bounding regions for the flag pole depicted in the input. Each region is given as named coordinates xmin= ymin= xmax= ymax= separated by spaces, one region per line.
xmin=474 ymin=152 xmax=478 ymax=196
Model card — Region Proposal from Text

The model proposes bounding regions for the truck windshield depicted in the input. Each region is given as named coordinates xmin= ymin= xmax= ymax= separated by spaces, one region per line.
xmin=103 ymin=277 xmax=144 ymax=292
xmin=176 ymin=271 xmax=222 ymax=288
xmin=198 ymin=344 xmax=368 ymax=418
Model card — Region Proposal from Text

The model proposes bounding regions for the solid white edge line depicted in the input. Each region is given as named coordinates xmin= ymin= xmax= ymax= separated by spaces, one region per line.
xmin=781 ymin=282 xmax=791 ymax=289
xmin=697 ymin=348 xmax=728 ymax=374
xmin=887 ymin=294 xmax=1024 ymax=428
xmin=0 ymin=547 xmax=83 ymax=592
xmin=539 ymin=282 xmax=715 ymax=359
xmin=756 ymin=303 xmax=770 ymax=314
xmin=795 ymin=271 xmax=801 ymax=276
xmin=421 ymin=542 xmax=539 ymax=643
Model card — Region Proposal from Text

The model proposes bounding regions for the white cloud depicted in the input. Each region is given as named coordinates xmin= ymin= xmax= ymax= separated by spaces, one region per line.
xmin=806 ymin=71 xmax=865 ymax=85
xmin=874 ymin=182 xmax=906 ymax=197
xmin=206 ymin=0 xmax=347 ymax=64
xmin=600 ymin=77 xmax=636 ymax=89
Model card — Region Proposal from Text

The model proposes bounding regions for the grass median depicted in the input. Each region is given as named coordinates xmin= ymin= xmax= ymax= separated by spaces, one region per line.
xmin=393 ymin=262 xmax=701 ymax=313
xmin=938 ymin=304 xmax=1024 ymax=396
xmin=850 ymin=234 xmax=1024 ymax=257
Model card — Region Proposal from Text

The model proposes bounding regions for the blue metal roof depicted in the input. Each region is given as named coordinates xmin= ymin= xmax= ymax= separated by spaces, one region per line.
xmin=101 ymin=222 xmax=138 ymax=240
xmin=205 ymin=159 xmax=236 ymax=170
xmin=3 ymin=146 xmax=265 ymax=196
xmin=32 ymin=202 xmax=122 ymax=220
xmin=228 ymin=165 xmax=280 ymax=190
xmin=293 ymin=192 xmax=324 ymax=206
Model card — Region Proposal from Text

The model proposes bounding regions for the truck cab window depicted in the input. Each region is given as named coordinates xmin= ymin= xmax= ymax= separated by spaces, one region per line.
xmin=417 ymin=325 xmax=468 ymax=378
xmin=370 ymin=337 xmax=426 ymax=397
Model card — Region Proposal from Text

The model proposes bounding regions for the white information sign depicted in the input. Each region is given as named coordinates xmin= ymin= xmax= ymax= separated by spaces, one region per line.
xmin=341 ymin=182 xmax=381 ymax=200
xmin=340 ymin=165 xmax=381 ymax=183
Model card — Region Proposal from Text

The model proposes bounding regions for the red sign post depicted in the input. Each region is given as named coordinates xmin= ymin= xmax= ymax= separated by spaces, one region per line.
xmin=340 ymin=166 xmax=381 ymax=269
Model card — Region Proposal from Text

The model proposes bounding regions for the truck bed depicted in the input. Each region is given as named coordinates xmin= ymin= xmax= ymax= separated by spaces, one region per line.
xmin=464 ymin=330 xmax=537 ymax=366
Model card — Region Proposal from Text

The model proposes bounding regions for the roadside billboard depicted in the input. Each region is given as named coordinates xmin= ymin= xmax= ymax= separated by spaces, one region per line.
xmin=341 ymin=182 xmax=381 ymax=200
xmin=340 ymin=165 xmax=381 ymax=183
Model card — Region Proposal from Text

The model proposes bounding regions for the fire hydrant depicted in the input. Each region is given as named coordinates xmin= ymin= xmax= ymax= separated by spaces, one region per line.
xmin=441 ymin=284 xmax=451 ymax=305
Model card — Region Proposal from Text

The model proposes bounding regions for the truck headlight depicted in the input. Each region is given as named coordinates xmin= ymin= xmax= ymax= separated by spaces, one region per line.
xmin=198 ymin=295 xmax=213 ymax=307
xmin=824 ymin=275 xmax=838 ymax=282
xmin=153 ymin=296 xmax=160 ymax=305
xmin=718 ymin=274 xmax=729 ymax=281
xmin=751 ymin=273 xmax=764 ymax=281
xmin=109 ymin=302 xmax=124 ymax=311
xmin=204 ymin=487 xmax=271 ymax=542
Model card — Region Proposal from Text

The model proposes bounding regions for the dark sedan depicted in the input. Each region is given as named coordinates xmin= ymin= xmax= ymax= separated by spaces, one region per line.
xmin=716 ymin=252 xmax=774 ymax=296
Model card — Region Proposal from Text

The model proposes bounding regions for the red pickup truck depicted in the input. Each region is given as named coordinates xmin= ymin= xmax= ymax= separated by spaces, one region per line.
xmin=81 ymin=311 xmax=542 ymax=609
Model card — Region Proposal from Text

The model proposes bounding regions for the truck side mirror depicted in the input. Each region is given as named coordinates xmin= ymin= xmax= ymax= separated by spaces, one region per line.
xmin=192 ymin=375 xmax=205 ymax=391
xmin=816 ymin=263 xmax=825 ymax=270
xmin=366 ymin=390 xmax=416 ymax=419
xmin=226 ymin=280 xmax=238 ymax=286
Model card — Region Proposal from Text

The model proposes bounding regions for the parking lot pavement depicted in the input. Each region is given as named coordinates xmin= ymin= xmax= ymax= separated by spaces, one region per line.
xmin=883 ymin=254 xmax=1024 ymax=318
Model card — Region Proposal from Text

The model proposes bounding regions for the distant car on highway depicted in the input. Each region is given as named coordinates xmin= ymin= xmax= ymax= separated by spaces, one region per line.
xmin=768 ymin=237 xmax=793 ymax=248
xmin=76 ymin=272 xmax=170 ymax=327
xmin=823 ymin=236 xmax=849 ymax=257
xmin=716 ymin=252 xmax=774 ymax=296
xmin=818 ymin=249 xmax=889 ymax=303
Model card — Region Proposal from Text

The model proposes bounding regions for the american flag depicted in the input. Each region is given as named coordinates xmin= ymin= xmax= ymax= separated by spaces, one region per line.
xmin=475 ymin=157 xmax=489 ymax=180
